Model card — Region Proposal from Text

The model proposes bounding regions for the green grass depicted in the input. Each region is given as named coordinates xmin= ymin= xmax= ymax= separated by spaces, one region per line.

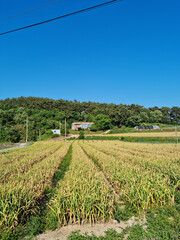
xmin=109 ymin=126 xmax=135 ymax=134
xmin=69 ymin=129 xmax=104 ymax=135
xmin=85 ymin=136 xmax=121 ymax=140
xmin=40 ymin=133 xmax=53 ymax=140
xmin=0 ymin=147 xmax=8 ymax=150
xmin=76 ymin=135 xmax=178 ymax=143
xmin=68 ymin=229 xmax=125 ymax=239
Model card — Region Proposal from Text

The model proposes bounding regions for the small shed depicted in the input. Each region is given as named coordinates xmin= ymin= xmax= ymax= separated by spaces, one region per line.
xmin=52 ymin=129 xmax=61 ymax=135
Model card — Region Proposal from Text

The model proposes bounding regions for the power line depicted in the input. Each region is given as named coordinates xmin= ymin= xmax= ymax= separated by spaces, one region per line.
xmin=0 ymin=0 xmax=122 ymax=36
xmin=0 ymin=0 xmax=62 ymax=23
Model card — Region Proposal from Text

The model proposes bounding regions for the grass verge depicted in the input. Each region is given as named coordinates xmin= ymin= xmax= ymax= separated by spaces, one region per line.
xmin=76 ymin=135 xmax=178 ymax=143
xmin=120 ymin=136 xmax=178 ymax=143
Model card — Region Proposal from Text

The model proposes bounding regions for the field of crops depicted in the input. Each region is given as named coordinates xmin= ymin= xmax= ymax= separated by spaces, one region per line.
xmin=109 ymin=131 xmax=179 ymax=138
xmin=0 ymin=140 xmax=179 ymax=239
xmin=0 ymin=141 xmax=71 ymax=237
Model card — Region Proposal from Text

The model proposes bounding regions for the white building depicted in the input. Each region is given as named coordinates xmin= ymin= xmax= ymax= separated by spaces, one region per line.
xmin=71 ymin=122 xmax=94 ymax=130
xmin=52 ymin=129 xmax=61 ymax=135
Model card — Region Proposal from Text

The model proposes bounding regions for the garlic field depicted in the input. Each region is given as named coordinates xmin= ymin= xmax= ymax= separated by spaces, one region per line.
xmin=0 ymin=140 xmax=179 ymax=239
xmin=110 ymin=131 xmax=179 ymax=138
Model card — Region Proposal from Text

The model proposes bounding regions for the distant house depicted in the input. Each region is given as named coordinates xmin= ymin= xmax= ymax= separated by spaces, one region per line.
xmin=52 ymin=129 xmax=61 ymax=135
xmin=134 ymin=125 xmax=160 ymax=130
xmin=71 ymin=122 xmax=94 ymax=130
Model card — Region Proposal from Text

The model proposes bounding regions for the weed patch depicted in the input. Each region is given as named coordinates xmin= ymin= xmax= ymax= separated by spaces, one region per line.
xmin=68 ymin=229 xmax=125 ymax=240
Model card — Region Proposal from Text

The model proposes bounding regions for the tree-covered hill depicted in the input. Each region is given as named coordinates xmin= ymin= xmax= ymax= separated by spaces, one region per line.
xmin=0 ymin=97 xmax=179 ymax=142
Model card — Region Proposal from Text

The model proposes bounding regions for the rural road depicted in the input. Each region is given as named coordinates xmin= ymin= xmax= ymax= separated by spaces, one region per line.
xmin=0 ymin=143 xmax=33 ymax=152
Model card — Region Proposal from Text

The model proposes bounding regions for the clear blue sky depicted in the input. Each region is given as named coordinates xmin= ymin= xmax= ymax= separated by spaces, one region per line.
xmin=0 ymin=0 xmax=180 ymax=107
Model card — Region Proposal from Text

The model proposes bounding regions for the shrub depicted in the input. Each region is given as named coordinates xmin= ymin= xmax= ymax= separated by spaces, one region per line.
xmin=51 ymin=134 xmax=59 ymax=138
xmin=90 ymin=125 xmax=98 ymax=132
xmin=61 ymin=127 xmax=70 ymax=136
xmin=79 ymin=131 xmax=85 ymax=139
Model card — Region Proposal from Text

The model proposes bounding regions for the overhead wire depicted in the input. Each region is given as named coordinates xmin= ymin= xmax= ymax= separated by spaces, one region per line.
xmin=0 ymin=0 xmax=62 ymax=23
xmin=0 ymin=0 xmax=122 ymax=36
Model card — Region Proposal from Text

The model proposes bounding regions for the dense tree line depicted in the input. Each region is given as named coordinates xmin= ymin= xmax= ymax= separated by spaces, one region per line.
xmin=0 ymin=97 xmax=179 ymax=142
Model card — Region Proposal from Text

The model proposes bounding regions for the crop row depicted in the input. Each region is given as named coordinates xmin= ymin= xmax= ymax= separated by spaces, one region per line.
xmin=93 ymin=140 xmax=179 ymax=158
xmin=79 ymin=141 xmax=179 ymax=210
xmin=0 ymin=141 xmax=57 ymax=166
xmin=110 ymin=132 xmax=179 ymax=138
xmin=0 ymin=141 xmax=63 ymax=183
xmin=85 ymin=141 xmax=180 ymax=184
xmin=0 ymin=141 xmax=70 ymax=234
xmin=47 ymin=141 xmax=115 ymax=226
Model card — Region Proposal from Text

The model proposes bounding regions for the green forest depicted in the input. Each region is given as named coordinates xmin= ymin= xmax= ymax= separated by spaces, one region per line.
xmin=0 ymin=97 xmax=179 ymax=142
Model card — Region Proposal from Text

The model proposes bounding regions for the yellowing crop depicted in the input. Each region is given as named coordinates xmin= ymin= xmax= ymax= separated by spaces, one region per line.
xmin=0 ymin=141 xmax=70 ymax=231
xmin=48 ymin=142 xmax=115 ymax=226
xmin=0 ymin=140 xmax=179 ymax=235
xmin=79 ymin=141 xmax=180 ymax=210
xmin=110 ymin=131 xmax=179 ymax=138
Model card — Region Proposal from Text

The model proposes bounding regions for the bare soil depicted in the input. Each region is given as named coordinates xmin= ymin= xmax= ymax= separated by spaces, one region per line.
xmin=36 ymin=216 xmax=146 ymax=240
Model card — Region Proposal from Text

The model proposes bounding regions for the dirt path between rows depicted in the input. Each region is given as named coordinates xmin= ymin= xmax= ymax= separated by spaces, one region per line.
xmin=37 ymin=217 xmax=146 ymax=240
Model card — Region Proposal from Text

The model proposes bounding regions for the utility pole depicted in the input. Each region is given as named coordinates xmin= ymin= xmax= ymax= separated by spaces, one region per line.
xmin=26 ymin=117 xmax=28 ymax=143
xmin=59 ymin=121 xmax=61 ymax=135
xmin=65 ymin=118 xmax=67 ymax=143
xmin=39 ymin=129 xmax=41 ymax=141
